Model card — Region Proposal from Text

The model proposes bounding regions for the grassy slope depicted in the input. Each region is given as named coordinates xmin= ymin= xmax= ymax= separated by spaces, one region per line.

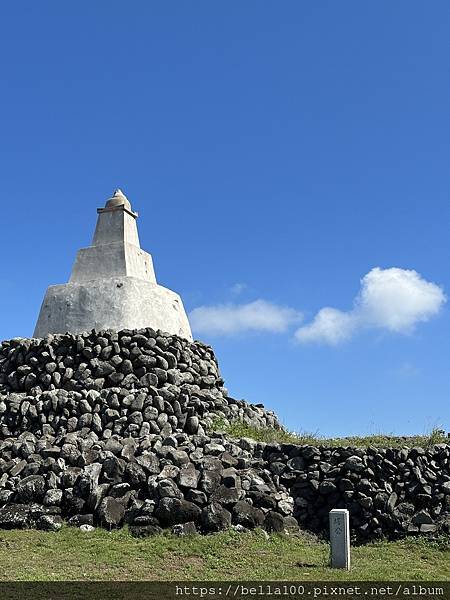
xmin=212 ymin=420 xmax=449 ymax=449
xmin=0 ymin=527 xmax=448 ymax=581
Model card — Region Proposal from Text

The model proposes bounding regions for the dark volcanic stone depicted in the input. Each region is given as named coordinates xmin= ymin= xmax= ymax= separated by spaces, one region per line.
xmin=135 ymin=453 xmax=160 ymax=474
xmin=211 ymin=485 xmax=240 ymax=506
xmin=200 ymin=470 xmax=221 ymax=494
xmin=98 ymin=496 xmax=126 ymax=527
xmin=129 ymin=524 xmax=163 ymax=538
xmin=68 ymin=514 xmax=94 ymax=527
xmin=232 ymin=500 xmax=265 ymax=528
xmin=185 ymin=416 xmax=199 ymax=434
xmin=185 ymin=489 xmax=208 ymax=506
xmin=248 ymin=491 xmax=277 ymax=510
xmin=125 ymin=462 xmax=147 ymax=486
xmin=177 ymin=463 xmax=199 ymax=489
xmin=201 ymin=502 xmax=232 ymax=532
xmin=412 ymin=510 xmax=433 ymax=525
xmin=154 ymin=497 xmax=201 ymax=526
xmin=17 ymin=475 xmax=46 ymax=503
xmin=319 ymin=481 xmax=337 ymax=495
xmin=36 ymin=514 xmax=63 ymax=531
xmin=173 ymin=521 xmax=197 ymax=536
xmin=264 ymin=511 xmax=285 ymax=532
xmin=0 ymin=504 xmax=30 ymax=529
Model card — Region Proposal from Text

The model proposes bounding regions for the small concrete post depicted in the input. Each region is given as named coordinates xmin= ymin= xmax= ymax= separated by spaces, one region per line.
xmin=329 ymin=509 xmax=350 ymax=570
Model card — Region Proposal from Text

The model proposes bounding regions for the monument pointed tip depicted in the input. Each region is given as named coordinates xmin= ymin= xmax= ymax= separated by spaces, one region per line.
xmin=105 ymin=188 xmax=131 ymax=210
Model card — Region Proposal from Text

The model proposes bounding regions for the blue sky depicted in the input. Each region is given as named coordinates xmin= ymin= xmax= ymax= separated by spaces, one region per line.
xmin=1 ymin=2 xmax=449 ymax=436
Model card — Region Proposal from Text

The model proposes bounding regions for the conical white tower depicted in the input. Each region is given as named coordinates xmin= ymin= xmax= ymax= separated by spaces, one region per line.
xmin=33 ymin=190 xmax=193 ymax=340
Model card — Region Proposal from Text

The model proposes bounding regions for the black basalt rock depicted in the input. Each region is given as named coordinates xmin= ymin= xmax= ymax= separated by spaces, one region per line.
xmin=0 ymin=329 xmax=447 ymax=542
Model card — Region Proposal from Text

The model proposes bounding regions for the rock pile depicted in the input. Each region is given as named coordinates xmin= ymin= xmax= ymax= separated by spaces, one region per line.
xmin=0 ymin=329 xmax=448 ymax=542
xmin=0 ymin=328 xmax=281 ymax=438
xmin=0 ymin=429 xmax=297 ymax=536
xmin=263 ymin=442 xmax=450 ymax=540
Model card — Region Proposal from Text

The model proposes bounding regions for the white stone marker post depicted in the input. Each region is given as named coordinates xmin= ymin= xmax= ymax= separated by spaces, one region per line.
xmin=329 ymin=509 xmax=351 ymax=569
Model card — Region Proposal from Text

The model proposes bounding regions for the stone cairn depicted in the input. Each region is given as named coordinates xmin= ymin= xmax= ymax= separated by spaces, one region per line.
xmin=0 ymin=327 xmax=449 ymax=541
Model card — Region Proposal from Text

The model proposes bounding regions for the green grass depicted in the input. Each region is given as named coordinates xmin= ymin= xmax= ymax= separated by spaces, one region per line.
xmin=212 ymin=420 xmax=449 ymax=449
xmin=0 ymin=527 xmax=448 ymax=581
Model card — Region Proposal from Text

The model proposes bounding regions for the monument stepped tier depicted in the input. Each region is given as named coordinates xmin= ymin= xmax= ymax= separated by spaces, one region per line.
xmin=34 ymin=190 xmax=193 ymax=340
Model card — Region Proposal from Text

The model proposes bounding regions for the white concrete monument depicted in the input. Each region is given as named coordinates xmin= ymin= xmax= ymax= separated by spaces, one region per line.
xmin=329 ymin=508 xmax=351 ymax=569
xmin=33 ymin=189 xmax=193 ymax=341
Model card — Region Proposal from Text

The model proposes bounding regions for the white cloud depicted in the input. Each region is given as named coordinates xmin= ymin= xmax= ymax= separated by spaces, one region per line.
xmin=295 ymin=267 xmax=446 ymax=345
xmin=189 ymin=299 xmax=302 ymax=336
xmin=295 ymin=307 xmax=356 ymax=345
xmin=356 ymin=267 xmax=445 ymax=331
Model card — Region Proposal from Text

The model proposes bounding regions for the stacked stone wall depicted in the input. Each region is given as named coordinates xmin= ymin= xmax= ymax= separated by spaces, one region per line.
xmin=263 ymin=441 xmax=450 ymax=540
xmin=0 ymin=328 xmax=281 ymax=437
xmin=0 ymin=329 xmax=448 ymax=541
